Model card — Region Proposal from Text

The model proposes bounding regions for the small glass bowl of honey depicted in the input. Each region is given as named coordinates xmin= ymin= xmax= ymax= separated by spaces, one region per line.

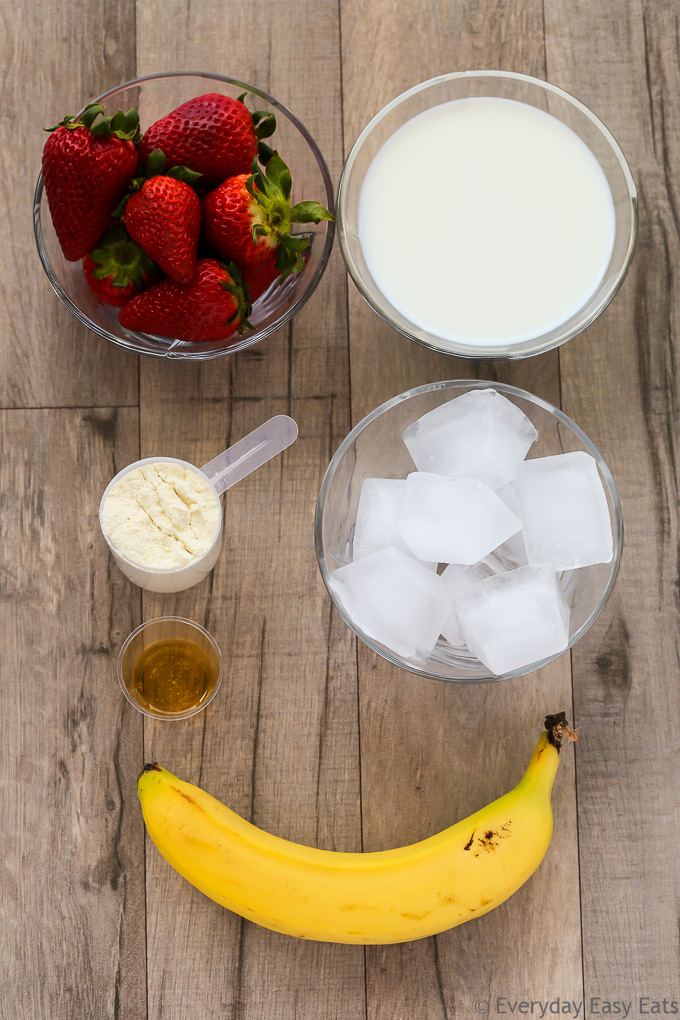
xmin=118 ymin=617 xmax=222 ymax=720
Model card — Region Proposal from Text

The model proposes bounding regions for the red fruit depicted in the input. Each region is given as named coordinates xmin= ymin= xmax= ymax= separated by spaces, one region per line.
xmin=201 ymin=151 xmax=334 ymax=280
xmin=139 ymin=93 xmax=276 ymax=189
xmin=83 ymin=222 xmax=159 ymax=307
xmin=241 ymin=252 xmax=281 ymax=301
xmin=202 ymin=173 xmax=275 ymax=268
xmin=42 ymin=103 xmax=140 ymax=261
xmin=119 ymin=258 xmax=252 ymax=343
xmin=124 ymin=176 xmax=200 ymax=284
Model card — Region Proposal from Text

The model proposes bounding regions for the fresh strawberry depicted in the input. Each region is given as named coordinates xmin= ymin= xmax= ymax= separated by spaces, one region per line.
xmin=119 ymin=258 xmax=252 ymax=342
xmin=83 ymin=222 xmax=159 ymax=307
xmin=202 ymin=173 xmax=276 ymax=268
xmin=120 ymin=150 xmax=201 ymax=284
xmin=241 ymin=251 xmax=281 ymax=301
xmin=139 ymin=93 xmax=276 ymax=189
xmin=201 ymin=152 xmax=334 ymax=280
xmin=42 ymin=103 xmax=140 ymax=261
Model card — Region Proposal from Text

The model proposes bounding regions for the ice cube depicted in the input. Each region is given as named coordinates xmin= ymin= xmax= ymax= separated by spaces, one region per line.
xmin=488 ymin=483 xmax=529 ymax=570
xmin=353 ymin=478 xmax=435 ymax=568
xmin=496 ymin=482 xmax=520 ymax=514
xmin=401 ymin=388 xmax=537 ymax=490
xmin=488 ymin=483 xmax=529 ymax=569
xmin=457 ymin=565 xmax=570 ymax=675
xmin=513 ymin=451 xmax=613 ymax=570
xmin=397 ymin=472 xmax=522 ymax=565
xmin=328 ymin=547 xmax=450 ymax=659
xmin=439 ymin=562 xmax=493 ymax=646
xmin=485 ymin=534 xmax=528 ymax=572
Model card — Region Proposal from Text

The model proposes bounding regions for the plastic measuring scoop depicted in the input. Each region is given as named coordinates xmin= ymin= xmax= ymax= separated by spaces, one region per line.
xmin=100 ymin=415 xmax=298 ymax=594
xmin=200 ymin=415 xmax=298 ymax=494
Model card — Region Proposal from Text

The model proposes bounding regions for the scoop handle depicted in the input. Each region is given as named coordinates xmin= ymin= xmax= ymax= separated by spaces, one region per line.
xmin=200 ymin=415 xmax=298 ymax=496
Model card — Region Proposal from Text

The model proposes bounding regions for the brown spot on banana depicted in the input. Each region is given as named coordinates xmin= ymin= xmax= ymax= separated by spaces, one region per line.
xmin=171 ymin=786 xmax=206 ymax=811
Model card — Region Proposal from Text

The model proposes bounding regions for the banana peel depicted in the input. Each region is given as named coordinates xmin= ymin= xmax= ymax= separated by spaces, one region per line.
xmin=138 ymin=713 xmax=578 ymax=944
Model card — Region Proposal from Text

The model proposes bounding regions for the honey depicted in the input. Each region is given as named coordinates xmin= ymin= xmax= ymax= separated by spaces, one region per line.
xmin=131 ymin=638 xmax=217 ymax=714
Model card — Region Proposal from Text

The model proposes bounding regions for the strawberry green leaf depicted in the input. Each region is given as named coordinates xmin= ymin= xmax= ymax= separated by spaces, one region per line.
xmin=167 ymin=165 xmax=202 ymax=185
xmin=144 ymin=149 xmax=167 ymax=177
xmin=241 ymin=152 xmax=331 ymax=266
xmin=110 ymin=110 xmax=127 ymax=133
xmin=263 ymin=152 xmax=292 ymax=202
xmin=257 ymin=141 xmax=274 ymax=165
xmin=290 ymin=200 xmax=335 ymax=224
xmin=274 ymin=245 xmax=298 ymax=280
xmin=80 ymin=104 xmax=105 ymax=130
xmin=225 ymin=261 xmax=245 ymax=287
xmin=252 ymin=110 xmax=276 ymax=141
xmin=45 ymin=102 xmax=141 ymax=140
xmin=220 ymin=262 xmax=253 ymax=333
xmin=89 ymin=120 xmax=111 ymax=138
xmin=87 ymin=223 xmax=156 ymax=289
xmin=279 ymin=233 xmax=310 ymax=253
xmin=112 ymin=194 xmax=130 ymax=218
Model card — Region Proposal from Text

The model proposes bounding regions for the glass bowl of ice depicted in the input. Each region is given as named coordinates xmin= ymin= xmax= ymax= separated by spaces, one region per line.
xmin=315 ymin=380 xmax=622 ymax=682
xmin=337 ymin=71 xmax=637 ymax=359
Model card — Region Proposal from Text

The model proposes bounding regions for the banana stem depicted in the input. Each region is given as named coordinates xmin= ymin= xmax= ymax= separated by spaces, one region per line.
xmin=519 ymin=712 xmax=580 ymax=799
xmin=544 ymin=712 xmax=581 ymax=750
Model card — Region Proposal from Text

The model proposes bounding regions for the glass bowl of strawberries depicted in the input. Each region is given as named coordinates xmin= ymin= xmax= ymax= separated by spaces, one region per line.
xmin=34 ymin=71 xmax=336 ymax=359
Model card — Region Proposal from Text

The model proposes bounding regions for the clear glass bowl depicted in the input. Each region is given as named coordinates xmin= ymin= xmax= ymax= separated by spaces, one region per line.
xmin=315 ymin=380 xmax=623 ymax=682
xmin=337 ymin=71 xmax=637 ymax=360
xmin=118 ymin=617 xmax=223 ymax=720
xmin=34 ymin=71 xmax=335 ymax=360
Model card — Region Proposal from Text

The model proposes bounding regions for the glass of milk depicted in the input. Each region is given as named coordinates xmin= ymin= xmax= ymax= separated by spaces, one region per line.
xmin=337 ymin=71 xmax=637 ymax=359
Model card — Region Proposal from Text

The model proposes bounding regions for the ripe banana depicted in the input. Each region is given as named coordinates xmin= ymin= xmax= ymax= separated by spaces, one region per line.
xmin=138 ymin=713 xmax=576 ymax=944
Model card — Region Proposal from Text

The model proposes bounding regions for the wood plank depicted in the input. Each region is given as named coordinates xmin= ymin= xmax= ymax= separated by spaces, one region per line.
xmin=4 ymin=1 xmax=676 ymax=1015
xmin=134 ymin=5 xmax=364 ymax=1017
xmin=0 ymin=407 xmax=145 ymax=1018
xmin=339 ymin=1 xmax=583 ymax=1015
xmin=545 ymin=0 xmax=680 ymax=996
xmin=0 ymin=0 xmax=138 ymax=409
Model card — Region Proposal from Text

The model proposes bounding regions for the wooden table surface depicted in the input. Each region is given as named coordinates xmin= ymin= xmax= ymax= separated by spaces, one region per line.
xmin=2 ymin=1 xmax=678 ymax=1017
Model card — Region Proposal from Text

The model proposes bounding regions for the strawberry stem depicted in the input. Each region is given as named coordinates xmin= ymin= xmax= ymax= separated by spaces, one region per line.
xmin=219 ymin=262 xmax=253 ymax=334
xmin=113 ymin=149 xmax=202 ymax=216
xmin=45 ymin=102 xmax=141 ymax=143
xmin=243 ymin=151 xmax=334 ymax=281
xmin=88 ymin=222 xmax=156 ymax=289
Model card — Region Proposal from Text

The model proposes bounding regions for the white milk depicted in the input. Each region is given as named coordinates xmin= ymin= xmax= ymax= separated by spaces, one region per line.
xmin=358 ymin=97 xmax=616 ymax=346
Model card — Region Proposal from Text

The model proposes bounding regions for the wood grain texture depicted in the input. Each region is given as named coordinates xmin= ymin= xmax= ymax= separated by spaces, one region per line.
xmin=2 ymin=0 xmax=679 ymax=1015
xmin=545 ymin=0 xmax=680 ymax=999
xmin=134 ymin=3 xmax=363 ymax=1017
xmin=0 ymin=408 xmax=145 ymax=1018
xmin=339 ymin=1 xmax=582 ymax=1016
xmin=0 ymin=0 xmax=138 ymax=409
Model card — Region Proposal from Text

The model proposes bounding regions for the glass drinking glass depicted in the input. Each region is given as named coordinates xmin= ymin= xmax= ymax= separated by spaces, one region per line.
xmin=118 ymin=617 xmax=223 ymax=720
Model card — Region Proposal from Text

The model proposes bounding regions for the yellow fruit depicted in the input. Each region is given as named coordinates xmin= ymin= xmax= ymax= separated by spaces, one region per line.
xmin=138 ymin=713 xmax=576 ymax=944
